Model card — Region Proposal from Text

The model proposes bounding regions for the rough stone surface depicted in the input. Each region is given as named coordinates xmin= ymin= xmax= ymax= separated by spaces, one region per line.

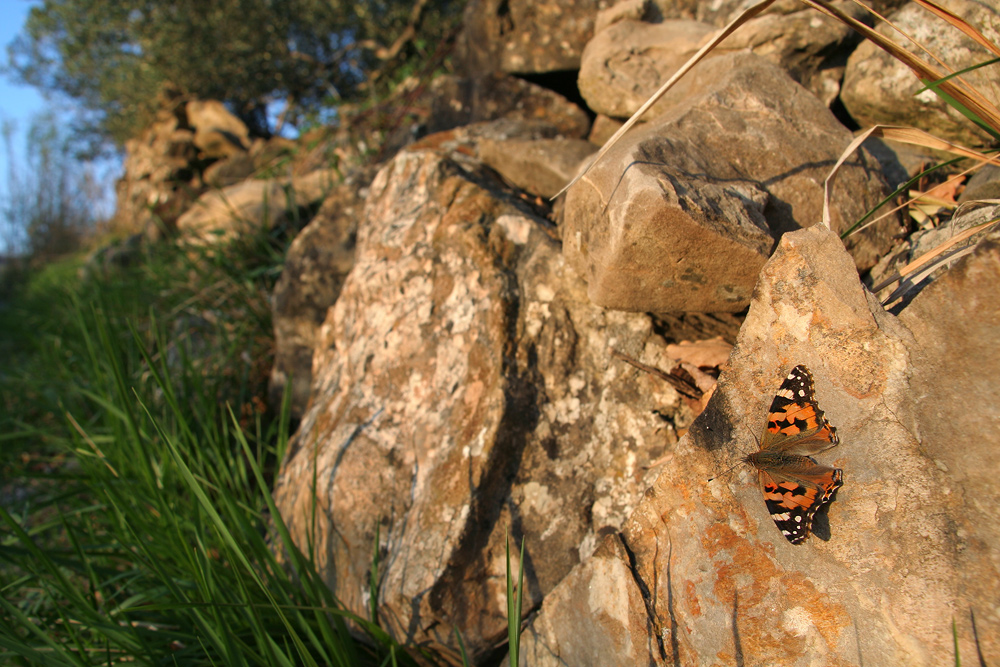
xmin=899 ymin=230 xmax=1000 ymax=665
xmin=687 ymin=0 xmax=806 ymax=26
xmin=113 ymin=93 xmax=297 ymax=239
xmin=723 ymin=6 xmax=862 ymax=107
xmin=457 ymin=0 xmax=607 ymax=75
xmin=588 ymin=114 xmax=623 ymax=145
xmin=479 ymin=137 xmax=597 ymax=198
xmin=518 ymin=224 xmax=1000 ymax=666
xmin=515 ymin=535 xmax=660 ymax=666
xmin=221 ymin=6 xmax=1000 ymax=665
xmin=563 ymin=52 xmax=898 ymax=313
xmin=272 ymin=147 xmax=695 ymax=660
xmin=268 ymin=168 xmax=375 ymax=419
xmin=287 ymin=74 xmax=591 ymax=181
xmin=200 ymin=136 xmax=297 ymax=188
xmin=841 ymin=0 xmax=1000 ymax=146
xmin=176 ymin=169 xmax=339 ymax=242
xmin=412 ymin=118 xmax=568 ymax=156
xmin=958 ymin=163 xmax=1000 ymax=203
xmin=578 ymin=19 xmax=717 ymax=119
xmin=856 ymin=136 xmax=913 ymax=189
xmin=201 ymin=152 xmax=257 ymax=188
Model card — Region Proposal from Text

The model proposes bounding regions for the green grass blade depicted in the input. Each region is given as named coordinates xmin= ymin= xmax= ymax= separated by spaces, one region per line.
xmin=454 ymin=626 xmax=470 ymax=667
xmin=953 ymin=616 xmax=961 ymax=667
xmin=920 ymin=78 xmax=1000 ymax=142
xmin=506 ymin=531 xmax=525 ymax=667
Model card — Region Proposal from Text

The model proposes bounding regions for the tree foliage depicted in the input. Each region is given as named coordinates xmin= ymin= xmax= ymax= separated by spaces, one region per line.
xmin=6 ymin=0 xmax=461 ymax=146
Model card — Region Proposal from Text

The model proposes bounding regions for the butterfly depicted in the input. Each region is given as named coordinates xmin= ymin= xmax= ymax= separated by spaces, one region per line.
xmin=744 ymin=365 xmax=843 ymax=544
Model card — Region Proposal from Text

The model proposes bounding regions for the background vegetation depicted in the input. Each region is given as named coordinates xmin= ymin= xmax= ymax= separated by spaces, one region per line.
xmin=7 ymin=0 xmax=463 ymax=149
xmin=1 ymin=112 xmax=108 ymax=259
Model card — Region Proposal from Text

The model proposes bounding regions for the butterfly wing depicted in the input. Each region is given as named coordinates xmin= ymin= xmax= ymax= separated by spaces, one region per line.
xmin=760 ymin=365 xmax=839 ymax=456
xmin=756 ymin=461 xmax=843 ymax=544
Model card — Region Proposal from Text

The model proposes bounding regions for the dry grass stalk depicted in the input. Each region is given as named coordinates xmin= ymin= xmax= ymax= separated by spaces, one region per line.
xmin=824 ymin=125 xmax=1000 ymax=231
xmin=872 ymin=210 xmax=1000 ymax=307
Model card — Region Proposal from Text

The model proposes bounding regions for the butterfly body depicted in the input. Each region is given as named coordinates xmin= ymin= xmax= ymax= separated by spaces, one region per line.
xmin=745 ymin=365 xmax=843 ymax=545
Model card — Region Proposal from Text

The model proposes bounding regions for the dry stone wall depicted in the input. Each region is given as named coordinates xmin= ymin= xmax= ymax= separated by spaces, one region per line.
xmin=106 ymin=1 xmax=1000 ymax=663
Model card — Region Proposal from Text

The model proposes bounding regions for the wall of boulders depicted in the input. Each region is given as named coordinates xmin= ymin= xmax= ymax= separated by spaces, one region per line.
xmin=110 ymin=0 xmax=1000 ymax=664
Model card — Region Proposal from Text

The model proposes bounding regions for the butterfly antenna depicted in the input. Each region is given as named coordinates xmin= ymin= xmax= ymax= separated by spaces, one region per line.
xmin=706 ymin=421 xmax=760 ymax=483
xmin=707 ymin=458 xmax=744 ymax=483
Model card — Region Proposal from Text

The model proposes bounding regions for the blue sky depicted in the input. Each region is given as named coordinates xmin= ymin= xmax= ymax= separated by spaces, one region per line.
xmin=0 ymin=2 xmax=45 ymax=141
xmin=1 ymin=1 xmax=46 ymax=219
xmin=1 ymin=1 xmax=47 ymax=254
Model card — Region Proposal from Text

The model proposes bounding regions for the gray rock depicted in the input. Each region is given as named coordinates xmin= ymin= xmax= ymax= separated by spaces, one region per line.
xmin=722 ymin=5 xmax=863 ymax=107
xmin=866 ymin=203 xmax=1000 ymax=312
xmin=113 ymin=92 xmax=261 ymax=239
xmin=479 ymin=137 xmax=597 ymax=198
xmin=176 ymin=169 xmax=339 ymax=242
xmin=900 ymin=231 xmax=1000 ymax=667
xmin=958 ymin=164 xmax=1000 ymax=203
xmin=186 ymin=99 xmax=250 ymax=159
xmin=686 ymin=0 xmax=806 ymax=27
xmin=856 ymin=136 xmax=912 ymax=189
xmin=519 ymin=223 xmax=1000 ymax=665
xmin=114 ymin=98 xmax=198 ymax=238
xmin=588 ymin=114 xmax=624 ymax=145
xmin=563 ymin=52 xmax=898 ymax=313
xmin=413 ymin=118 xmax=567 ymax=155
xmin=202 ymin=152 xmax=257 ymax=188
xmin=594 ymin=0 xmax=654 ymax=33
xmin=201 ymin=136 xmax=297 ymax=188
xmin=578 ymin=19 xmax=717 ymax=119
xmin=273 ymin=147 xmax=691 ymax=659
xmin=663 ymin=0 xmax=907 ymax=28
xmin=580 ymin=12 xmax=860 ymax=119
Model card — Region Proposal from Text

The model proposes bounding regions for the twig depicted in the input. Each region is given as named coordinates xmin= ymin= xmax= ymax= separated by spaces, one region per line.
xmin=611 ymin=349 xmax=703 ymax=400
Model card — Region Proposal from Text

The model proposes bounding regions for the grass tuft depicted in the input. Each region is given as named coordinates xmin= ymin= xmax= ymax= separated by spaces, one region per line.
xmin=0 ymin=227 xmax=438 ymax=665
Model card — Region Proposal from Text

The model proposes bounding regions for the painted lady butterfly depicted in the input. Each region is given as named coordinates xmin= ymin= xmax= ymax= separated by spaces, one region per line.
xmin=745 ymin=365 xmax=843 ymax=544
